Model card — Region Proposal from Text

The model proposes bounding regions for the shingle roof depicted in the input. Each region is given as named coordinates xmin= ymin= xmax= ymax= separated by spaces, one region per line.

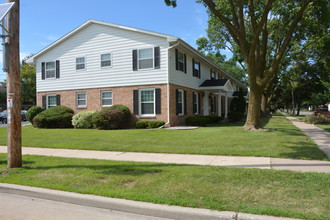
xmin=232 ymin=91 xmax=248 ymax=96
xmin=199 ymin=79 xmax=228 ymax=87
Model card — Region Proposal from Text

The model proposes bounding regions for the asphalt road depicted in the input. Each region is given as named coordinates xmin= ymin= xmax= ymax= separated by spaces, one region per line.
xmin=0 ymin=192 xmax=169 ymax=220
xmin=0 ymin=121 xmax=31 ymax=127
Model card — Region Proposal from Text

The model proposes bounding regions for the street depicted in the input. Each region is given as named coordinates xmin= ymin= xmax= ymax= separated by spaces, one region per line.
xmin=0 ymin=192 xmax=169 ymax=220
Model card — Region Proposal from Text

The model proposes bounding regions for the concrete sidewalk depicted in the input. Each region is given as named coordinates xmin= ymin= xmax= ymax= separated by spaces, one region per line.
xmin=283 ymin=114 xmax=330 ymax=158
xmin=1 ymin=146 xmax=329 ymax=173
xmin=0 ymin=183 xmax=300 ymax=220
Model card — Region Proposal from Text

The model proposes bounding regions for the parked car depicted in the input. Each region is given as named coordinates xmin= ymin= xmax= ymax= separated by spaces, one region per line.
xmin=0 ymin=110 xmax=27 ymax=124
xmin=314 ymin=108 xmax=330 ymax=117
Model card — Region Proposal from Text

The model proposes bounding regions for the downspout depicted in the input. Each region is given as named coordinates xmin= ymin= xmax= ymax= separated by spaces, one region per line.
xmin=159 ymin=41 xmax=180 ymax=128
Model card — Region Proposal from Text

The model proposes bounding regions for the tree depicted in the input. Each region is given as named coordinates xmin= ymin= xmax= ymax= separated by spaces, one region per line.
xmin=21 ymin=58 xmax=36 ymax=106
xmin=165 ymin=0 xmax=328 ymax=129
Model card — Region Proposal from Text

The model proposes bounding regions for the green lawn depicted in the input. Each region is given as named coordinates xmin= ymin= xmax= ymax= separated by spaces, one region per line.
xmin=0 ymin=154 xmax=329 ymax=220
xmin=0 ymin=114 xmax=327 ymax=160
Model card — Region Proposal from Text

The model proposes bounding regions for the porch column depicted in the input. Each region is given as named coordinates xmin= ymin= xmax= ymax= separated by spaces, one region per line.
xmin=225 ymin=92 xmax=228 ymax=118
xmin=203 ymin=91 xmax=209 ymax=116
xmin=218 ymin=92 xmax=222 ymax=117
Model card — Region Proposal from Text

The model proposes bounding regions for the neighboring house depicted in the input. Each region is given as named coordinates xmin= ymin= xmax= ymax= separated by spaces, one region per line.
xmin=27 ymin=20 xmax=245 ymax=126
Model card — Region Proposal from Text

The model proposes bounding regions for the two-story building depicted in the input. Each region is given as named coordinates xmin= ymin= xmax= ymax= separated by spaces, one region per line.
xmin=27 ymin=20 xmax=244 ymax=126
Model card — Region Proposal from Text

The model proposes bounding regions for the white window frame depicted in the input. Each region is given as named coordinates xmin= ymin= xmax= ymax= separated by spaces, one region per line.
xmin=193 ymin=61 xmax=200 ymax=77
xmin=45 ymin=61 xmax=56 ymax=79
xmin=138 ymin=48 xmax=154 ymax=70
xmin=193 ymin=92 xmax=199 ymax=115
xmin=139 ymin=88 xmax=155 ymax=116
xmin=100 ymin=53 xmax=112 ymax=68
xmin=76 ymin=92 xmax=87 ymax=108
xmin=101 ymin=91 xmax=113 ymax=107
xmin=177 ymin=89 xmax=184 ymax=116
xmin=46 ymin=94 xmax=57 ymax=109
xmin=76 ymin=57 xmax=86 ymax=70
xmin=210 ymin=70 xmax=216 ymax=80
xmin=177 ymin=50 xmax=185 ymax=72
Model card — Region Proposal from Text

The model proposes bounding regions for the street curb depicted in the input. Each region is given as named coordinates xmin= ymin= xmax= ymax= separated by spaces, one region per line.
xmin=0 ymin=183 xmax=300 ymax=220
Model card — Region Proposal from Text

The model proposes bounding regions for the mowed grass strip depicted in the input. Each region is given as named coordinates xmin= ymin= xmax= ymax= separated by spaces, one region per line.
xmin=0 ymin=114 xmax=327 ymax=160
xmin=0 ymin=154 xmax=329 ymax=220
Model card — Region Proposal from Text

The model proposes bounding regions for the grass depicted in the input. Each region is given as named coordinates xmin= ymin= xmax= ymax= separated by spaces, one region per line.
xmin=0 ymin=114 xmax=327 ymax=160
xmin=0 ymin=154 xmax=329 ymax=220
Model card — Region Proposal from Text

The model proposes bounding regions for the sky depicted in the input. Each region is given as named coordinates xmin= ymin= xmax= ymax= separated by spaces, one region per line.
xmin=0 ymin=0 xmax=218 ymax=81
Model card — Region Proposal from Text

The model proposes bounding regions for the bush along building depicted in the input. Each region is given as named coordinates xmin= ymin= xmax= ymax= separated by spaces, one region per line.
xmin=27 ymin=20 xmax=246 ymax=127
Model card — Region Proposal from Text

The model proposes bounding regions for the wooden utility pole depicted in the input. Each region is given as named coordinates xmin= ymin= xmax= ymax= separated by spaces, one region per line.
xmin=6 ymin=0 xmax=21 ymax=168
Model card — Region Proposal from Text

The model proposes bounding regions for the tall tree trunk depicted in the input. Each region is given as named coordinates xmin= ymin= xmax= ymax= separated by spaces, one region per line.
xmin=261 ymin=93 xmax=270 ymax=118
xmin=296 ymin=104 xmax=301 ymax=116
xmin=244 ymin=84 xmax=263 ymax=130
xmin=291 ymin=90 xmax=295 ymax=115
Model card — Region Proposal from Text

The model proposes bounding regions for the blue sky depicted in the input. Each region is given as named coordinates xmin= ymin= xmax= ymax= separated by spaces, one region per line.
xmin=0 ymin=0 xmax=228 ymax=81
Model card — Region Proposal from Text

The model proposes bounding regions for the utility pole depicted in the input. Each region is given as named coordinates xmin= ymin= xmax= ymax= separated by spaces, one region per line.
xmin=6 ymin=0 xmax=21 ymax=168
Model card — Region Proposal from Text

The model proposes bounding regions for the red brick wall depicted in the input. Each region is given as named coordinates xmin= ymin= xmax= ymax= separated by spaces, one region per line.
xmin=37 ymin=84 xmax=168 ymax=125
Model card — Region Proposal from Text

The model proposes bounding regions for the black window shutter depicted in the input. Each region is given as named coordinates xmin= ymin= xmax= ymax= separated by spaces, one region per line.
xmin=184 ymin=54 xmax=187 ymax=73
xmin=42 ymin=95 xmax=46 ymax=109
xmin=210 ymin=96 xmax=213 ymax=113
xmin=133 ymin=90 xmax=139 ymax=114
xmin=176 ymin=89 xmax=180 ymax=115
xmin=41 ymin=62 xmax=45 ymax=80
xmin=184 ymin=90 xmax=187 ymax=115
xmin=132 ymin=50 xmax=138 ymax=71
xmin=155 ymin=88 xmax=161 ymax=114
xmin=154 ymin=47 xmax=160 ymax=69
xmin=210 ymin=69 xmax=212 ymax=79
xmin=56 ymin=94 xmax=61 ymax=106
xmin=55 ymin=60 xmax=60 ymax=78
xmin=193 ymin=93 xmax=196 ymax=114
xmin=198 ymin=93 xmax=201 ymax=114
xmin=175 ymin=49 xmax=179 ymax=71
xmin=192 ymin=59 xmax=195 ymax=76
xmin=198 ymin=62 xmax=201 ymax=79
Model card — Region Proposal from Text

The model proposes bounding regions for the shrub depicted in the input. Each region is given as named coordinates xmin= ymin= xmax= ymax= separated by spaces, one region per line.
xmin=135 ymin=120 xmax=166 ymax=129
xmin=26 ymin=106 xmax=43 ymax=123
xmin=208 ymin=115 xmax=222 ymax=123
xmin=227 ymin=112 xmax=245 ymax=122
xmin=72 ymin=111 xmax=97 ymax=129
xmin=304 ymin=115 xmax=330 ymax=124
xmin=136 ymin=121 xmax=149 ymax=129
xmin=186 ymin=116 xmax=210 ymax=126
xmin=33 ymin=106 xmax=74 ymax=128
xmin=92 ymin=105 xmax=131 ymax=130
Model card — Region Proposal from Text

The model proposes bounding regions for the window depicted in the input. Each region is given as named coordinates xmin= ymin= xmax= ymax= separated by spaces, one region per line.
xmin=101 ymin=91 xmax=112 ymax=106
xmin=193 ymin=92 xmax=199 ymax=114
xmin=138 ymin=48 xmax=153 ymax=69
xmin=193 ymin=60 xmax=200 ymax=77
xmin=140 ymin=89 xmax=155 ymax=115
xmin=77 ymin=92 xmax=87 ymax=107
xmin=47 ymin=95 xmax=57 ymax=108
xmin=45 ymin=62 xmax=56 ymax=78
xmin=176 ymin=89 xmax=184 ymax=115
xmin=76 ymin=57 xmax=85 ymax=70
xmin=101 ymin=53 xmax=112 ymax=67
xmin=210 ymin=70 xmax=216 ymax=80
xmin=177 ymin=50 xmax=186 ymax=72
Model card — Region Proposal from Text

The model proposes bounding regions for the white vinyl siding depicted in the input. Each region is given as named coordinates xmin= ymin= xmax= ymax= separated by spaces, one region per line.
xmin=36 ymin=23 xmax=168 ymax=92
xmin=76 ymin=57 xmax=86 ymax=70
xmin=101 ymin=91 xmax=112 ymax=106
xmin=140 ymin=88 xmax=155 ymax=116
xmin=76 ymin=92 xmax=87 ymax=107
xmin=45 ymin=62 xmax=56 ymax=78
xmin=101 ymin=53 xmax=112 ymax=67
xmin=47 ymin=95 xmax=57 ymax=108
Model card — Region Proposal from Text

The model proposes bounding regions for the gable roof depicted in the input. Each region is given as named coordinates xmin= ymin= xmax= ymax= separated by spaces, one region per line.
xmin=27 ymin=19 xmax=178 ymax=64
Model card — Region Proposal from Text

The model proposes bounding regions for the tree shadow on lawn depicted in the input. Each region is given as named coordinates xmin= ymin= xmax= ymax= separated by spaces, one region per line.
xmin=265 ymin=128 xmax=306 ymax=137
xmin=278 ymin=142 xmax=330 ymax=161
xmin=23 ymin=162 xmax=186 ymax=176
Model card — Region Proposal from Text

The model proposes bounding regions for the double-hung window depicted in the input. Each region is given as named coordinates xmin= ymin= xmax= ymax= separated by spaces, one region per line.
xmin=101 ymin=53 xmax=112 ymax=67
xmin=47 ymin=95 xmax=57 ymax=108
xmin=138 ymin=48 xmax=153 ymax=69
xmin=193 ymin=60 xmax=200 ymax=78
xmin=76 ymin=57 xmax=86 ymax=70
xmin=140 ymin=88 xmax=155 ymax=115
xmin=77 ymin=92 xmax=87 ymax=107
xmin=45 ymin=62 xmax=56 ymax=78
xmin=193 ymin=92 xmax=199 ymax=114
xmin=210 ymin=70 xmax=216 ymax=80
xmin=101 ymin=91 xmax=113 ymax=106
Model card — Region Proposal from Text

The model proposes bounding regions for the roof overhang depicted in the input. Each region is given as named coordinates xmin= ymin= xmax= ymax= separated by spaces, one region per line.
xmin=199 ymin=79 xmax=234 ymax=92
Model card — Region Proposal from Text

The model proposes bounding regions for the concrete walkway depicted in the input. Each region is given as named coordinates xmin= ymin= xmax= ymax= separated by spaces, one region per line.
xmin=1 ymin=146 xmax=329 ymax=173
xmin=283 ymin=114 xmax=330 ymax=158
